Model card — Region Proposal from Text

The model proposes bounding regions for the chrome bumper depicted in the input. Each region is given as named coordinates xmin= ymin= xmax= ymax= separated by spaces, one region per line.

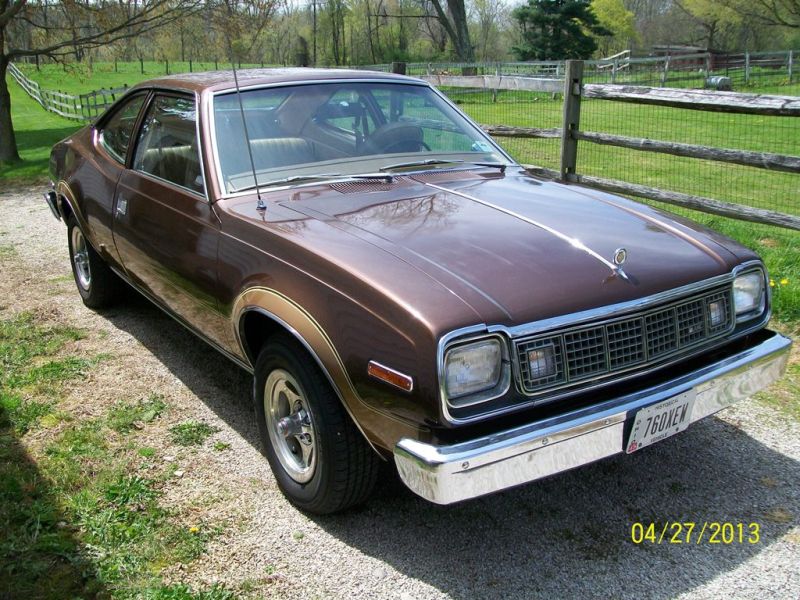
xmin=395 ymin=331 xmax=792 ymax=505
xmin=44 ymin=190 xmax=60 ymax=221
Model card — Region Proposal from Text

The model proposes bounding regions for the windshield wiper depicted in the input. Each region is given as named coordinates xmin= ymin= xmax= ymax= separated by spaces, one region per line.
xmin=232 ymin=172 xmax=394 ymax=193
xmin=379 ymin=158 xmax=508 ymax=174
xmin=379 ymin=159 xmax=464 ymax=172
xmin=470 ymin=162 xmax=507 ymax=173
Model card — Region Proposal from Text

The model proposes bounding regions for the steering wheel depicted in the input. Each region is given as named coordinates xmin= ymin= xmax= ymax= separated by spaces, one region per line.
xmin=363 ymin=122 xmax=430 ymax=154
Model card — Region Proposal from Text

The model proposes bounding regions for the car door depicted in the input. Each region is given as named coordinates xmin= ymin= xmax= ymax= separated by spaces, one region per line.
xmin=113 ymin=92 xmax=228 ymax=346
xmin=79 ymin=92 xmax=148 ymax=268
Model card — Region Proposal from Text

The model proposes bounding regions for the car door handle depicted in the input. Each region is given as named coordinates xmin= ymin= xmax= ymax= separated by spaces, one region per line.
xmin=116 ymin=196 xmax=128 ymax=216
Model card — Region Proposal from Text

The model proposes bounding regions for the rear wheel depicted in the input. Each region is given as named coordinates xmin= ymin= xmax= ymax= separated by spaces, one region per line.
xmin=67 ymin=215 xmax=123 ymax=309
xmin=253 ymin=334 xmax=380 ymax=514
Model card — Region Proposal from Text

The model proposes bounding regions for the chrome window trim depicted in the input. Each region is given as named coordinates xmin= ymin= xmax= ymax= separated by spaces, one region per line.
xmin=131 ymin=91 xmax=209 ymax=201
xmin=206 ymin=78 xmax=515 ymax=201
xmin=438 ymin=260 xmax=771 ymax=425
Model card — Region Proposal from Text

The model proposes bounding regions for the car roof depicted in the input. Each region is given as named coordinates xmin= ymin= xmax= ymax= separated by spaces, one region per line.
xmin=131 ymin=68 xmax=423 ymax=94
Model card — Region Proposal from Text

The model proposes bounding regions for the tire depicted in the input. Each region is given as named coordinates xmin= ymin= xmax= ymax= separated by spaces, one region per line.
xmin=66 ymin=215 xmax=123 ymax=309
xmin=253 ymin=333 xmax=380 ymax=514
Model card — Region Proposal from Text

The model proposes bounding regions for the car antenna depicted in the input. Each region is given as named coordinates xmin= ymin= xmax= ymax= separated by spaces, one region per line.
xmin=227 ymin=42 xmax=265 ymax=211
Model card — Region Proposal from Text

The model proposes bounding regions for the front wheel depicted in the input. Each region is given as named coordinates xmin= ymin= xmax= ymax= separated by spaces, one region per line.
xmin=253 ymin=334 xmax=380 ymax=514
xmin=67 ymin=215 xmax=123 ymax=309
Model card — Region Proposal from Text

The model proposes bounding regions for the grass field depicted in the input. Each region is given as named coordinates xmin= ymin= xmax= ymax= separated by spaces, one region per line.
xmin=0 ymin=77 xmax=81 ymax=185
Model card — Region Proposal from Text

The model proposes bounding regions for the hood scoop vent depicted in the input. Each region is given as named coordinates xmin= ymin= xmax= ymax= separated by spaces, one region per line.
xmin=330 ymin=178 xmax=407 ymax=194
xmin=411 ymin=170 xmax=484 ymax=183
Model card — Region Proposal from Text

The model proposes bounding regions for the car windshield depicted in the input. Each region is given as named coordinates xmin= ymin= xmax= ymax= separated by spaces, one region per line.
xmin=212 ymin=81 xmax=509 ymax=193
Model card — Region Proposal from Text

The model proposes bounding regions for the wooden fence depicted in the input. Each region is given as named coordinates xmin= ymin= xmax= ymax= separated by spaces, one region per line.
xmin=8 ymin=62 xmax=128 ymax=122
xmin=422 ymin=65 xmax=800 ymax=231
xmin=386 ymin=49 xmax=798 ymax=87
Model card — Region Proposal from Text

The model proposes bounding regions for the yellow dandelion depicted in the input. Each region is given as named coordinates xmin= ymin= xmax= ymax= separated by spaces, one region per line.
xmin=780 ymin=278 xmax=789 ymax=286
xmin=769 ymin=279 xmax=775 ymax=287
xmin=189 ymin=526 xmax=199 ymax=534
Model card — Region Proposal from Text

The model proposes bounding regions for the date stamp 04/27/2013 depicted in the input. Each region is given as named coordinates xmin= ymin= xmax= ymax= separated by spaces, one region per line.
xmin=631 ymin=522 xmax=761 ymax=545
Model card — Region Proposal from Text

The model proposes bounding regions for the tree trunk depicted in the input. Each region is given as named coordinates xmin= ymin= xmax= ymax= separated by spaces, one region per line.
xmin=447 ymin=0 xmax=474 ymax=62
xmin=0 ymin=54 xmax=22 ymax=165
xmin=429 ymin=1 xmax=474 ymax=62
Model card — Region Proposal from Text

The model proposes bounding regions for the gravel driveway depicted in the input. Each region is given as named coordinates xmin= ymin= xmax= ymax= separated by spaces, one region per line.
xmin=1 ymin=186 xmax=798 ymax=599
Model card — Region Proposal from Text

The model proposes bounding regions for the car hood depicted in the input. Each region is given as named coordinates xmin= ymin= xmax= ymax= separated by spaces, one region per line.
xmin=272 ymin=170 xmax=747 ymax=327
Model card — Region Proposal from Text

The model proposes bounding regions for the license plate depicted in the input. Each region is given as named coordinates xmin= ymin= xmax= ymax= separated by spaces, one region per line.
xmin=626 ymin=389 xmax=696 ymax=454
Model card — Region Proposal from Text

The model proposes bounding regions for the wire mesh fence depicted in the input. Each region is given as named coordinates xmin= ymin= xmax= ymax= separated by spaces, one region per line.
xmin=577 ymin=98 xmax=800 ymax=218
xmin=430 ymin=72 xmax=800 ymax=226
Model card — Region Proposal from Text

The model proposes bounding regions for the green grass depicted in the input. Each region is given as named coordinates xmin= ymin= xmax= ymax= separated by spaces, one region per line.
xmin=169 ymin=421 xmax=220 ymax=447
xmin=108 ymin=394 xmax=168 ymax=433
xmin=0 ymin=312 xmax=231 ymax=598
xmin=0 ymin=75 xmax=80 ymax=184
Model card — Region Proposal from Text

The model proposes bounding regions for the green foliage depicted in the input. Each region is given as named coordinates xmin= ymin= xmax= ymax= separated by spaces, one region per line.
xmin=591 ymin=0 xmax=638 ymax=55
xmin=169 ymin=421 xmax=220 ymax=447
xmin=512 ymin=0 xmax=611 ymax=60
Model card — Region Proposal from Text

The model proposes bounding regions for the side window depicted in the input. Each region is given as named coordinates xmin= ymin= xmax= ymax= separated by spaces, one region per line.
xmin=132 ymin=95 xmax=204 ymax=194
xmin=100 ymin=94 xmax=146 ymax=163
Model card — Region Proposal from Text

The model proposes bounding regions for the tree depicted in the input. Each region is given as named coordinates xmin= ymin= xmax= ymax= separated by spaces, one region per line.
xmin=0 ymin=0 xmax=199 ymax=165
xmin=722 ymin=0 xmax=800 ymax=29
xmin=591 ymin=0 xmax=637 ymax=55
xmin=676 ymin=0 xmax=741 ymax=49
xmin=425 ymin=1 xmax=474 ymax=61
xmin=512 ymin=0 xmax=611 ymax=61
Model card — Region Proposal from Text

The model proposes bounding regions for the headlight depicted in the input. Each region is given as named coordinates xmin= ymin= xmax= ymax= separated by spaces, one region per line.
xmin=733 ymin=270 xmax=766 ymax=320
xmin=444 ymin=338 xmax=503 ymax=400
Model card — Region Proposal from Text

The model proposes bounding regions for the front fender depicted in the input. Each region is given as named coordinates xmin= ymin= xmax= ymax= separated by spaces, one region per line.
xmin=232 ymin=287 xmax=429 ymax=454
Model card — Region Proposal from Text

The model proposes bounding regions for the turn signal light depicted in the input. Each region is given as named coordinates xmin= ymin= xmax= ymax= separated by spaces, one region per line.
xmin=368 ymin=361 xmax=414 ymax=392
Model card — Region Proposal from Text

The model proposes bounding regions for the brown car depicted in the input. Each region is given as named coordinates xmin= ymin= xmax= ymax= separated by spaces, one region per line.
xmin=47 ymin=69 xmax=791 ymax=514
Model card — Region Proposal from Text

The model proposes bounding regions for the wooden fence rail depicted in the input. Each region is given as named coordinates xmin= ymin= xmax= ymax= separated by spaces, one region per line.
xmin=8 ymin=62 xmax=128 ymax=122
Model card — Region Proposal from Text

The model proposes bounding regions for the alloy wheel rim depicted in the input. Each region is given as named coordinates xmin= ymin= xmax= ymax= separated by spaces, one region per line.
xmin=264 ymin=369 xmax=317 ymax=484
xmin=71 ymin=227 xmax=91 ymax=290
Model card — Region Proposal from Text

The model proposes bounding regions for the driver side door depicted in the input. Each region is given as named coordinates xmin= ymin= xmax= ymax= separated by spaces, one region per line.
xmin=112 ymin=93 xmax=229 ymax=347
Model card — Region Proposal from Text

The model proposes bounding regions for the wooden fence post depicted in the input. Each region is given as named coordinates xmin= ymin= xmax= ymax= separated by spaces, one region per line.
xmin=560 ymin=60 xmax=583 ymax=182
xmin=661 ymin=55 xmax=670 ymax=86
xmin=140 ymin=58 xmax=144 ymax=74
xmin=611 ymin=58 xmax=618 ymax=84
xmin=789 ymin=50 xmax=794 ymax=83
xmin=745 ymin=51 xmax=750 ymax=84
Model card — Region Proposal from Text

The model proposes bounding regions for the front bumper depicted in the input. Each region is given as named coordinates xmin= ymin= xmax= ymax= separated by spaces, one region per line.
xmin=394 ymin=330 xmax=792 ymax=504
xmin=44 ymin=190 xmax=60 ymax=221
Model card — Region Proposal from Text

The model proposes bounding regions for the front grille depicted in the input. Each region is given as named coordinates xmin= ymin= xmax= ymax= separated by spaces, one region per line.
xmin=515 ymin=285 xmax=734 ymax=395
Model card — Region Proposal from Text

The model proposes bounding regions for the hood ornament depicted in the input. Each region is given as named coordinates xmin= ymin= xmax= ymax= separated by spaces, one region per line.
xmin=613 ymin=247 xmax=627 ymax=266
xmin=612 ymin=247 xmax=629 ymax=281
